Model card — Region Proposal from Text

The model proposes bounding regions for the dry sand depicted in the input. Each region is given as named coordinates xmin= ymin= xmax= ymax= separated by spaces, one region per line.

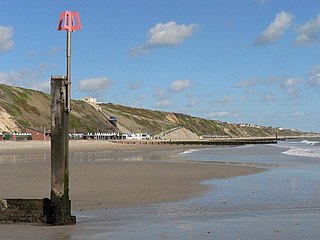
xmin=0 ymin=140 xmax=264 ymax=211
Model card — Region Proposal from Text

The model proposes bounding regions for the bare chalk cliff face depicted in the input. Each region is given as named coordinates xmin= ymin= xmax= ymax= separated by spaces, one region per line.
xmin=0 ymin=107 xmax=20 ymax=132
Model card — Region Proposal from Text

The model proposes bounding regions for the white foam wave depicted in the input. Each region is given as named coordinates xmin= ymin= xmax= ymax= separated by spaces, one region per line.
xmin=179 ymin=149 xmax=200 ymax=155
xmin=300 ymin=140 xmax=320 ymax=146
xmin=273 ymin=139 xmax=320 ymax=158
xmin=282 ymin=148 xmax=320 ymax=158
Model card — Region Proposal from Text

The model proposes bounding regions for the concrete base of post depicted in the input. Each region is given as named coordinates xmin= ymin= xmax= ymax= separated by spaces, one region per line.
xmin=0 ymin=198 xmax=75 ymax=225
xmin=0 ymin=199 xmax=46 ymax=223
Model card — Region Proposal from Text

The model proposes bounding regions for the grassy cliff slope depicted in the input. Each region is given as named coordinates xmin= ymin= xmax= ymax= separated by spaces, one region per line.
xmin=0 ymin=84 xmax=117 ymax=133
xmin=0 ymin=83 xmax=303 ymax=137
xmin=100 ymin=103 xmax=301 ymax=138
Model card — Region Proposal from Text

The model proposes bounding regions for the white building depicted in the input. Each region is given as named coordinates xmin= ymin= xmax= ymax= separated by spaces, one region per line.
xmin=124 ymin=133 xmax=151 ymax=140
xmin=82 ymin=97 xmax=97 ymax=104
xmin=82 ymin=97 xmax=101 ymax=111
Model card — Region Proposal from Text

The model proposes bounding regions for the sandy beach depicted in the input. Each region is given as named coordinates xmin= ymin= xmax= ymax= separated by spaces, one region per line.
xmin=0 ymin=140 xmax=263 ymax=211
xmin=1 ymin=139 xmax=319 ymax=239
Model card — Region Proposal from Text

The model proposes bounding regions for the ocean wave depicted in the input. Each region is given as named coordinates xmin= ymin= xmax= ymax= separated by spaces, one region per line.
xmin=274 ymin=139 xmax=320 ymax=158
xmin=178 ymin=149 xmax=201 ymax=155
xmin=282 ymin=147 xmax=320 ymax=158
xmin=300 ymin=140 xmax=320 ymax=146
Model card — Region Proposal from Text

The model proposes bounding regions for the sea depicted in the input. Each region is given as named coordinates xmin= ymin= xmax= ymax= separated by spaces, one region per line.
xmin=1 ymin=138 xmax=320 ymax=239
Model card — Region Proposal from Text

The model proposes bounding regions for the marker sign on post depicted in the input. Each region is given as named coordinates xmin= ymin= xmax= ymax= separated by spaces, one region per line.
xmin=57 ymin=11 xmax=81 ymax=112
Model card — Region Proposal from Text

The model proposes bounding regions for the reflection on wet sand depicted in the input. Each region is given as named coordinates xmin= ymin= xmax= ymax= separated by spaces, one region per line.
xmin=0 ymin=153 xmax=49 ymax=164
xmin=196 ymin=160 xmax=279 ymax=168
xmin=0 ymin=149 xmax=178 ymax=164
xmin=0 ymin=141 xmax=319 ymax=239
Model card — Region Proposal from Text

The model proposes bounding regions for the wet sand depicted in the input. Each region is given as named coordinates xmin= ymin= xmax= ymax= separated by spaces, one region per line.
xmin=0 ymin=140 xmax=263 ymax=210
xmin=1 ymin=140 xmax=319 ymax=239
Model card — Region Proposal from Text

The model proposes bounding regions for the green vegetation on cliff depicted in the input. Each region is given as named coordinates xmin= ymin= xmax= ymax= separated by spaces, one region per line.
xmin=0 ymin=84 xmax=117 ymax=133
xmin=0 ymin=83 xmax=303 ymax=137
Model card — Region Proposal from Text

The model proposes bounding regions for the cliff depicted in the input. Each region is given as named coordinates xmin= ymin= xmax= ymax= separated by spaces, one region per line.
xmin=0 ymin=83 xmax=303 ymax=138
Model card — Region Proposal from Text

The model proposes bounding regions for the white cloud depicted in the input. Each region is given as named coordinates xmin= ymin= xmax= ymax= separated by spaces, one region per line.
xmin=169 ymin=79 xmax=191 ymax=92
xmin=208 ymin=111 xmax=240 ymax=118
xmin=31 ymin=81 xmax=51 ymax=93
xmin=131 ymin=21 xmax=198 ymax=56
xmin=0 ymin=25 xmax=14 ymax=52
xmin=295 ymin=15 xmax=320 ymax=46
xmin=211 ymin=95 xmax=238 ymax=106
xmin=153 ymin=88 xmax=167 ymax=99
xmin=153 ymin=88 xmax=172 ymax=108
xmin=137 ymin=93 xmax=147 ymax=100
xmin=128 ymin=80 xmax=142 ymax=91
xmin=48 ymin=46 xmax=62 ymax=56
xmin=155 ymin=100 xmax=172 ymax=108
xmin=255 ymin=11 xmax=293 ymax=45
xmin=234 ymin=78 xmax=258 ymax=88
xmin=221 ymin=95 xmax=236 ymax=104
xmin=238 ymin=96 xmax=248 ymax=101
xmin=292 ymin=112 xmax=304 ymax=117
xmin=0 ymin=63 xmax=50 ymax=90
xmin=0 ymin=65 xmax=52 ymax=90
xmin=308 ymin=65 xmax=320 ymax=91
xmin=261 ymin=93 xmax=277 ymax=102
xmin=77 ymin=77 xmax=113 ymax=96
xmin=130 ymin=46 xmax=150 ymax=56
xmin=186 ymin=98 xmax=197 ymax=107
xmin=265 ymin=76 xmax=282 ymax=85
xmin=280 ymin=77 xmax=302 ymax=96
xmin=0 ymin=70 xmax=22 ymax=84
xmin=309 ymin=64 xmax=320 ymax=76
xmin=147 ymin=21 xmax=198 ymax=47
xmin=309 ymin=74 xmax=320 ymax=88
xmin=264 ymin=76 xmax=302 ymax=97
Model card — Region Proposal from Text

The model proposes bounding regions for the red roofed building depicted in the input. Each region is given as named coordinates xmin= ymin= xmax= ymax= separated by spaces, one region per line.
xmin=25 ymin=127 xmax=51 ymax=141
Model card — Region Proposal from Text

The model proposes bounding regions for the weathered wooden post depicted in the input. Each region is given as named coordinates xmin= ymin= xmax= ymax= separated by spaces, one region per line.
xmin=49 ymin=76 xmax=75 ymax=225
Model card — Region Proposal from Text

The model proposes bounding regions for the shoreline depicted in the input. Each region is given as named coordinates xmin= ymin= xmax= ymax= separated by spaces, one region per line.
xmin=0 ymin=140 xmax=209 ymax=155
xmin=0 ymin=140 xmax=265 ymax=211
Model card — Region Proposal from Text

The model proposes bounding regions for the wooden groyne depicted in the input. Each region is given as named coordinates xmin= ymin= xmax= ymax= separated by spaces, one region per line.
xmin=110 ymin=138 xmax=278 ymax=146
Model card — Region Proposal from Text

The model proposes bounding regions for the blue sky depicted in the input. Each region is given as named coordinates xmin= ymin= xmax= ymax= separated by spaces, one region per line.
xmin=1 ymin=0 xmax=320 ymax=132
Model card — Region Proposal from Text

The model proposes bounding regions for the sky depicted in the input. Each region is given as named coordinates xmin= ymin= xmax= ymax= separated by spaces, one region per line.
xmin=0 ymin=0 xmax=320 ymax=132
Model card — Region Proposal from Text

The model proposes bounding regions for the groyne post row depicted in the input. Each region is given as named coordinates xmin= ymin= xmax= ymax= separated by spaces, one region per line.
xmin=110 ymin=138 xmax=278 ymax=146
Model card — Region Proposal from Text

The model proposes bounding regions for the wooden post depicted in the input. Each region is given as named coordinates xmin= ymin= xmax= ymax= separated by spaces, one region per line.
xmin=49 ymin=76 xmax=75 ymax=225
